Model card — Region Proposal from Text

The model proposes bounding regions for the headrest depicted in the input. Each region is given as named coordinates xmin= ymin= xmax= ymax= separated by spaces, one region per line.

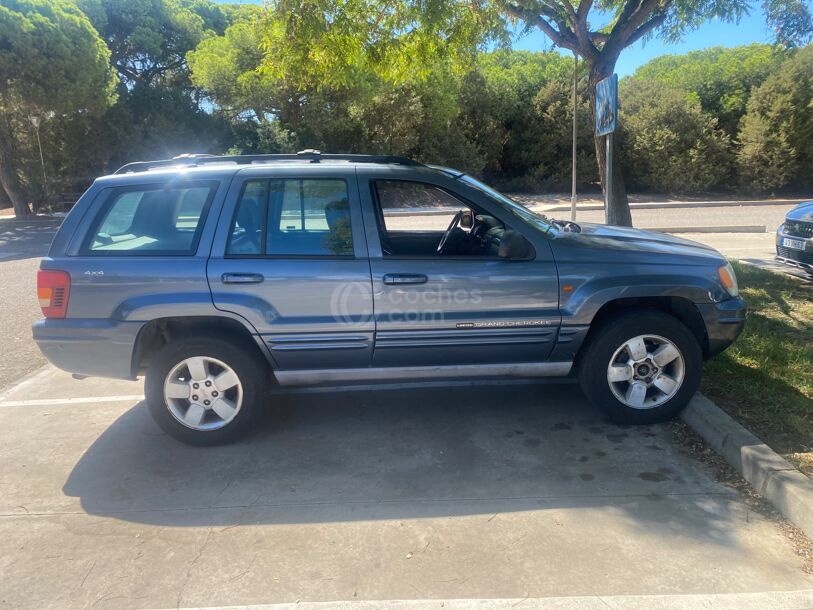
xmin=498 ymin=230 xmax=532 ymax=259
xmin=475 ymin=214 xmax=501 ymax=229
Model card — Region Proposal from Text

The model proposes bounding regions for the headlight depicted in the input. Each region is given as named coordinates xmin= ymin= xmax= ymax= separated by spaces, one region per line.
xmin=717 ymin=263 xmax=739 ymax=298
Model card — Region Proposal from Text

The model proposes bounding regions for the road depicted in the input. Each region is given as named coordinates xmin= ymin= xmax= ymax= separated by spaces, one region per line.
xmin=0 ymin=220 xmax=58 ymax=389
xmin=533 ymin=200 xmax=794 ymax=231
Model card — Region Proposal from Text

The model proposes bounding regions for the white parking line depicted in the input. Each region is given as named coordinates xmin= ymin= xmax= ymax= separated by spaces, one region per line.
xmin=169 ymin=589 xmax=813 ymax=610
xmin=0 ymin=395 xmax=143 ymax=408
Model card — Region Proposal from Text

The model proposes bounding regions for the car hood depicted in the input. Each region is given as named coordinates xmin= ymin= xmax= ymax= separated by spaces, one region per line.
xmin=785 ymin=201 xmax=813 ymax=222
xmin=557 ymin=222 xmax=724 ymax=262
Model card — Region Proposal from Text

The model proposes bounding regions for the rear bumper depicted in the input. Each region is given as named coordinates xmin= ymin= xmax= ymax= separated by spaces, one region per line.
xmin=697 ymin=296 xmax=747 ymax=359
xmin=32 ymin=318 xmax=144 ymax=380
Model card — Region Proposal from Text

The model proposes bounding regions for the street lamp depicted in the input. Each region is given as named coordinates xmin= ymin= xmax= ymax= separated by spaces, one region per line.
xmin=30 ymin=115 xmax=47 ymax=214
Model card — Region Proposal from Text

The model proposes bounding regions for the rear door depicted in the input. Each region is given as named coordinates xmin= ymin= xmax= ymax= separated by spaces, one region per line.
xmin=207 ymin=166 xmax=374 ymax=371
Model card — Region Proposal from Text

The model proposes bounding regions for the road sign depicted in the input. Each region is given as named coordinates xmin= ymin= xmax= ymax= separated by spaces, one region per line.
xmin=595 ymin=74 xmax=618 ymax=136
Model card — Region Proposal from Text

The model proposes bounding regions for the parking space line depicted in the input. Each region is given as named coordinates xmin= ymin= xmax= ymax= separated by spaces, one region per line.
xmin=0 ymin=395 xmax=143 ymax=408
xmin=169 ymin=589 xmax=813 ymax=610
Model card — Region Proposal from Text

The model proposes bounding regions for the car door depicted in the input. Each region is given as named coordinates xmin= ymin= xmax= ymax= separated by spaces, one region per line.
xmin=358 ymin=169 xmax=561 ymax=368
xmin=207 ymin=166 xmax=374 ymax=371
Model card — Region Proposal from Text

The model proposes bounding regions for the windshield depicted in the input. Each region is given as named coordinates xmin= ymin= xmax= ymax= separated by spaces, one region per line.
xmin=457 ymin=174 xmax=555 ymax=234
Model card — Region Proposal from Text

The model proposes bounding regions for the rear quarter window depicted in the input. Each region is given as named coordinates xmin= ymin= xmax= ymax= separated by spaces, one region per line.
xmin=82 ymin=182 xmax=216 ymax=256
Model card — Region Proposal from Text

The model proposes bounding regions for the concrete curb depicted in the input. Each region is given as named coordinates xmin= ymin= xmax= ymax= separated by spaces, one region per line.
xmin=537 ymin=198 xmax=807 ymax=213
xmin=651 ymin=225 xmax=766 ymax=234
xmin=681 ymin=393 xmax=813 ymax=539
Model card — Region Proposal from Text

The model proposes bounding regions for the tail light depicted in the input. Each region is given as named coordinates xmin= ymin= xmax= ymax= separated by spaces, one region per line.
xmin=37 ymin=270 xmax=71 ymax=318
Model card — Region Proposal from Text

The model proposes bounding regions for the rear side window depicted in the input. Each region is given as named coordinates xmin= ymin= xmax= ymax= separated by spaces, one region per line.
xmin=83 ymin=183 xmax=215 ymax=255
xmin=227 ymin=178 xmax=353 ymax=257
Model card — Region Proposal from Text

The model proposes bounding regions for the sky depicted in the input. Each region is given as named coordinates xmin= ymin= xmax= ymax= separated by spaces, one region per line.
xmin=215 ymin=1 xmax=776 ymax=77
xmin=511 ymin=10 xmax=775 ymax=77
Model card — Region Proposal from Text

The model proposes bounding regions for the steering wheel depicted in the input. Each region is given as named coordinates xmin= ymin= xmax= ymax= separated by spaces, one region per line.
xmin=436 ymin=210 xmax=464 ymax=255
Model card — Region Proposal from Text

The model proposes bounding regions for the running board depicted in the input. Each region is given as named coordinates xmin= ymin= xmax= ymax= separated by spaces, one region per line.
xmin=274 ymin=361 xmax=573 ymax=386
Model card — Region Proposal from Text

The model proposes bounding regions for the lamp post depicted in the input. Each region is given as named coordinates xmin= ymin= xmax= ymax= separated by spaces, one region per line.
xmin=30 ymin=115 xmax=47 ymax=214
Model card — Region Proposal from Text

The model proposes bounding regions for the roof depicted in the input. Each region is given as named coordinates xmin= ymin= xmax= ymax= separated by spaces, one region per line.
xmin=114 ymin=150 xmax=424 ymax=175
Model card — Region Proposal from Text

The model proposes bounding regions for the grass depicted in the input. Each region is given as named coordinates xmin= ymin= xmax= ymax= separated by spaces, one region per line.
xmin=701 ymin=261 xmax=813 ymax=476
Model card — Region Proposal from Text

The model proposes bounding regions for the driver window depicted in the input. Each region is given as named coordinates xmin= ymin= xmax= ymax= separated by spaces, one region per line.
xmin=373 ymin=180 xmax=510 ymax=258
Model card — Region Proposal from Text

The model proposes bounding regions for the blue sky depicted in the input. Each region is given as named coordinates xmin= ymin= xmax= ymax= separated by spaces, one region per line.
xmin=512 ymin=10 xmax=774 ymax=76
xmin=215 ymin=1 xmax=775 ymax=77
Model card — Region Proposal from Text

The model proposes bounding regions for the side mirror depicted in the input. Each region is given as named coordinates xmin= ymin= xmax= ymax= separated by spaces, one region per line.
xmin=498 ymin=230 xmax=533 ymax=260
xmin=460 ymin=209 xmax=473 ymax=230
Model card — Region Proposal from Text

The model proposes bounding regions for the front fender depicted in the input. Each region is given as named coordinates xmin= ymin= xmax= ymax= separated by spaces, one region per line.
xmin=549 ymin=263 xmax=723 ymax=362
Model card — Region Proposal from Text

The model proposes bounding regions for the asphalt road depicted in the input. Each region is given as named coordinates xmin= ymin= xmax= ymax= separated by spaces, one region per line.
xmin=538 ymin=201 xmax=795 ymax=231
xmin=0 ymin=220 xmax=58 ymax=390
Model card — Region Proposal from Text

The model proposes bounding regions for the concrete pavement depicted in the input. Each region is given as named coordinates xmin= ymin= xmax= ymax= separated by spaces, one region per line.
xmin=0 ymin=367 xmax=811 ymax=608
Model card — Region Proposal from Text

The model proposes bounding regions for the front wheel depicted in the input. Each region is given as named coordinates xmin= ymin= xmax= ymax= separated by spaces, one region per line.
xmin=578 ymin=310 xmax=702 ymax=424
xmin=145 ymin=336 xmax=269 ymax=445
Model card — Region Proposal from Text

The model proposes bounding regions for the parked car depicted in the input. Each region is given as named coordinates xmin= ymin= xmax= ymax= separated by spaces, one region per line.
xmin=33 ymin=152 xmax=747 ymax=445
xmin=775 ymin=201 xmax=813 ymax=275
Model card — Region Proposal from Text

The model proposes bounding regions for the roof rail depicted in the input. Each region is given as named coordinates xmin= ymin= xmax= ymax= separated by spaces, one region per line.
xmin=113 ymin=150 xmax=423 ymax=174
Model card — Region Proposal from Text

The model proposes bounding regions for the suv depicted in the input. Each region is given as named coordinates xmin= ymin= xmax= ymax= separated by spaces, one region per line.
xmin=775 ymin=201 xmax=813 ymax=275
xmin=33 ymin=152 xmax=746 ymax=445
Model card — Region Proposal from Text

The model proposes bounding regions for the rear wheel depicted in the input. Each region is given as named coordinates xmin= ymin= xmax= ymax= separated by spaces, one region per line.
xmin=578 ymin=310 xmax=702 ymax=424
xmin=145 ymin=336 xmax=268 ymax=445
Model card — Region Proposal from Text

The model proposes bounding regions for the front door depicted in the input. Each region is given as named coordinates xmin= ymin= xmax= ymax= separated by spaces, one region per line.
xmin=359 ymin=176 xmax=560 ymax=368
xmin=208 ymin=166 xmax=374 ymax=371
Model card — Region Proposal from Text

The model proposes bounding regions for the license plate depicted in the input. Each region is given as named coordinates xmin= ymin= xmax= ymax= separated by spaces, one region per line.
xmin=783 ymin=238 xmax=806 ymax=251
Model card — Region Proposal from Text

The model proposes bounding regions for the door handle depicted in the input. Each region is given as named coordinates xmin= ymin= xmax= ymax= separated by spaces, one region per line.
xmin=383 ymin=273 xmax=428 ymax=285
xmin=222 ymin=272 xmax=264 ymax=284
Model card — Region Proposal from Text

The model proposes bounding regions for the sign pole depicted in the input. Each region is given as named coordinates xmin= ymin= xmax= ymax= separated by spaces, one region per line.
xmin=595 ymin=73 xmax=618 ymax=225
xmin=571 ymin=53 xmax=578 ymax=222
xmin=605 ymin=132 xmax=613 ymax=225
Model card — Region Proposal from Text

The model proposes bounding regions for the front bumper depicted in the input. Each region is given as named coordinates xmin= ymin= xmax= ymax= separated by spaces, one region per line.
xmin=697 ymin=296 xmax=747 ymax=359
xmin=32 ymin=318 xmax=145 ymax=380
xmin=775 ymin=226 xmax=813 ymax=272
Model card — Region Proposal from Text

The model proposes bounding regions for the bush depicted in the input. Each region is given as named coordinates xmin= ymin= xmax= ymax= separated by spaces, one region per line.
xmin=737 ymin=46 xmax=813 ymax=194
xmin=619 ymin=78 xmax=735 ymax=193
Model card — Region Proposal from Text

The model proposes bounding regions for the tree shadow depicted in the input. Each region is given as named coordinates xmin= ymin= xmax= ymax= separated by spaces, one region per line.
xmin=62 ymin=382 xmax=761 ymax=553
xmin=0 ymin=219 xmax=60 ymax=261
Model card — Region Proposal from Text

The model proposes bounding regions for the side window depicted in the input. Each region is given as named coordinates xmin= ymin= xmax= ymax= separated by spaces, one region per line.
xmin=376 ymin=181 xmax=464 ymax=232
xmin=373 ymin=180 xmax=517 ymax=258
xmin=227 ymin=178 xmax=353 ymax=257
xmin=85 ymin=184 xmax=213 ymax=255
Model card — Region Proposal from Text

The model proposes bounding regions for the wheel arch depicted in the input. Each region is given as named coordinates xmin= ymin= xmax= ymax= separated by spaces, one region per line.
xmin=575 ymin=296 xmax=709 ymax=368
xmin=131 ymin=315 xmax=272 ymax=378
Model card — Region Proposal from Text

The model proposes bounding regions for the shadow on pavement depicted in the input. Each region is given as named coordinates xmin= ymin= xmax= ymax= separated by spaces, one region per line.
xmin=0 ymin=219 xmax=60 ymax=261
xmin=64 ymin=382 xmax=746 ymax=547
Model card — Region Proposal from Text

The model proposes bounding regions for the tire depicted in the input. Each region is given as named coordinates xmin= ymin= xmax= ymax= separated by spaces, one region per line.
xmin=577 ymin=309 xmax=702 ymax=424
xmin=145 ymin=335 xmax=269 ymax=445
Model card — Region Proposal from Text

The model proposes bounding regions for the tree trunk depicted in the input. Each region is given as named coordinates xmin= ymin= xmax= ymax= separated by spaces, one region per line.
xmin=0 ymin=182 xmax=11 ymax=210
xmin=0 ymin=154 xmax=32 ymax=218
xmin=587 ymin=65 xmax=632 ymax=227
xmin=0 ymin=124 xmax=32 ymax=218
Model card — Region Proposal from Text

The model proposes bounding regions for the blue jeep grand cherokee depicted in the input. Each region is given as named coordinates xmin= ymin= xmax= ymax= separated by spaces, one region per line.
xmin=33 ymin=151 xmax=746 ymax=445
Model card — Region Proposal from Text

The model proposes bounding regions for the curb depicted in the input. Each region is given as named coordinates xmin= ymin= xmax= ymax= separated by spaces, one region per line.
xmin=537 ymin=198 xmax=807 ymax=213
xmin=651 ymin=225 xmax=766 ymax=234
xmin=681 ymin=393 xmax=813 ymax=539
